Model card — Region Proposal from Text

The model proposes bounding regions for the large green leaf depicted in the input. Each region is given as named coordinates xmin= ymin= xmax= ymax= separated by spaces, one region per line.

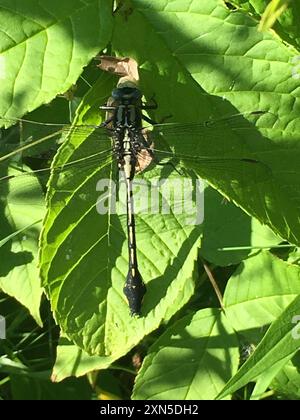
xmin=111 ymin=0 xmax=300 ymax=246
xmin=39 ymin=75 xmax=202 ymax=357
xmin=132 ymin=308 xmax=239 ymax=400
xmin=0 ymin=0 xmax=113 ymax=119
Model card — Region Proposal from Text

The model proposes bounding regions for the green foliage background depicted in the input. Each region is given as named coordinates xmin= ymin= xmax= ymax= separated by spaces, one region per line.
xmin=0 ymin=0 xmax=300 ymax=400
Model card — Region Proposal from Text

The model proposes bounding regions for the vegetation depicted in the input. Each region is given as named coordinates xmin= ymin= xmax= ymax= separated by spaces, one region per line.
xmin=0 ymin=0 xmax=300 ymax=400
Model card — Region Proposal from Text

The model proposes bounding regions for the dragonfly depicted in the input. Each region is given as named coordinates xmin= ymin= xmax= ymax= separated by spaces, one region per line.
xmin=0 ymin=86 xmax=270 ymax=316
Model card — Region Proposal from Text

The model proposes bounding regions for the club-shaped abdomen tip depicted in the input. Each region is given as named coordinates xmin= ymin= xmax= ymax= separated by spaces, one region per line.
xmin=123 ymin=269 xmax=146 ymax=317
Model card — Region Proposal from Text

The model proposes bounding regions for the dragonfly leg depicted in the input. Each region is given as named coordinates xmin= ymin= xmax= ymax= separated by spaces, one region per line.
xmin=142 ymin=93 xmax=158 ymax=110
xmin=100 ymin=116 xmax=114 ymax=127
xmin=142 ymin=114 xmax=157 ymax=125
xmin=158 ymin=114 xmax=173 ymax=124
xmin=142 ymin=112 xmax=173 ymax=125
xmin=99 ymin=105 xmax=116 ymax=110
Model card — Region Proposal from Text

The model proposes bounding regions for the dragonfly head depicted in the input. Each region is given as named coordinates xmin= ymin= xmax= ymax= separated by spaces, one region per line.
xmin=112 ymin=87 xmax=142 ymax=105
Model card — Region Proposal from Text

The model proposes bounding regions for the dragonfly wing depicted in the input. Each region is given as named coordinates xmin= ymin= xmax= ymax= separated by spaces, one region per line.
xmin=140 ymin=111 xmax=271 ymax=187
xmin=0 ymin=117 xmax=113 ymax=160
xmin=146 ymin=111 xmax=270 ymax=160
xmin=0 ymin=154 xmax=115 ymax=209
xmin=149 ymin=111 xmax=268 ymax=138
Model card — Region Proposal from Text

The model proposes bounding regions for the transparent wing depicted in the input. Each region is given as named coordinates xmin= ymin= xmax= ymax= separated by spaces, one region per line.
xmin=152 ymin=149 xmax=270 ymax=187
xmin=149 ymin=111 xmax=268 ymax=138
xmin=142 ymin=111 xmax=271 ymax=187
xmin=0 ymin=117 xmax=116 ymax=209
xmin=145 ymin=110 xmax=270 ymax=160
xmin=0 ymin=116 xmax=113 ymax=160
xmin=0 ymin=152 xmax=115 ymax=209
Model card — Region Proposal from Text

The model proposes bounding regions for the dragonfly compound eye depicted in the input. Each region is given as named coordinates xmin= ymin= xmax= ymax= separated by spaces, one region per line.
xmin=112 ymin=87 xmax=142 ymax=103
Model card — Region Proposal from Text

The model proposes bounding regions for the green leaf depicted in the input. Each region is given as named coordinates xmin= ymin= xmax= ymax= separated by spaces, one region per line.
xmin=224 ymin=251 xmax=300 ymax=342
xmin=0 ymin=0 xmax=113 ymax=118
xmin=217 ymin=295 xmax=300 ymax=399
xmin=52 ymin=338 xmax=116 ymax=382
xmin=39 ymin=74 xmax=202 ymax=357
xmin=0 ymin=166 xmax=44 ymax=325
xmin=132 ymin=308 xmax=239 ymax=400
xmin=200 ymin=187 xmax=280 ymax=266
xmin=112 ymin=0 xmax=300 ymax=246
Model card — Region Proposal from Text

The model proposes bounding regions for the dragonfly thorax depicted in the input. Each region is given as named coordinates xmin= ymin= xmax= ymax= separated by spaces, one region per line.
xmin=111 ymin=87 xmax=142 ymax=105
xmin=110 ymin=87 xmax=144 ymax=129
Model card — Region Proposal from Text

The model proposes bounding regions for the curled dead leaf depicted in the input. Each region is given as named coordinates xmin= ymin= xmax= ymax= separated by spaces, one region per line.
xmin=96 ymin=56 xmax=139 ymax=86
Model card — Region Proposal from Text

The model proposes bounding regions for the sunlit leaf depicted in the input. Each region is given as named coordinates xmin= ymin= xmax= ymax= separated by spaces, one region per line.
xmin=133 ymin=308 xmax=239 ymax=400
